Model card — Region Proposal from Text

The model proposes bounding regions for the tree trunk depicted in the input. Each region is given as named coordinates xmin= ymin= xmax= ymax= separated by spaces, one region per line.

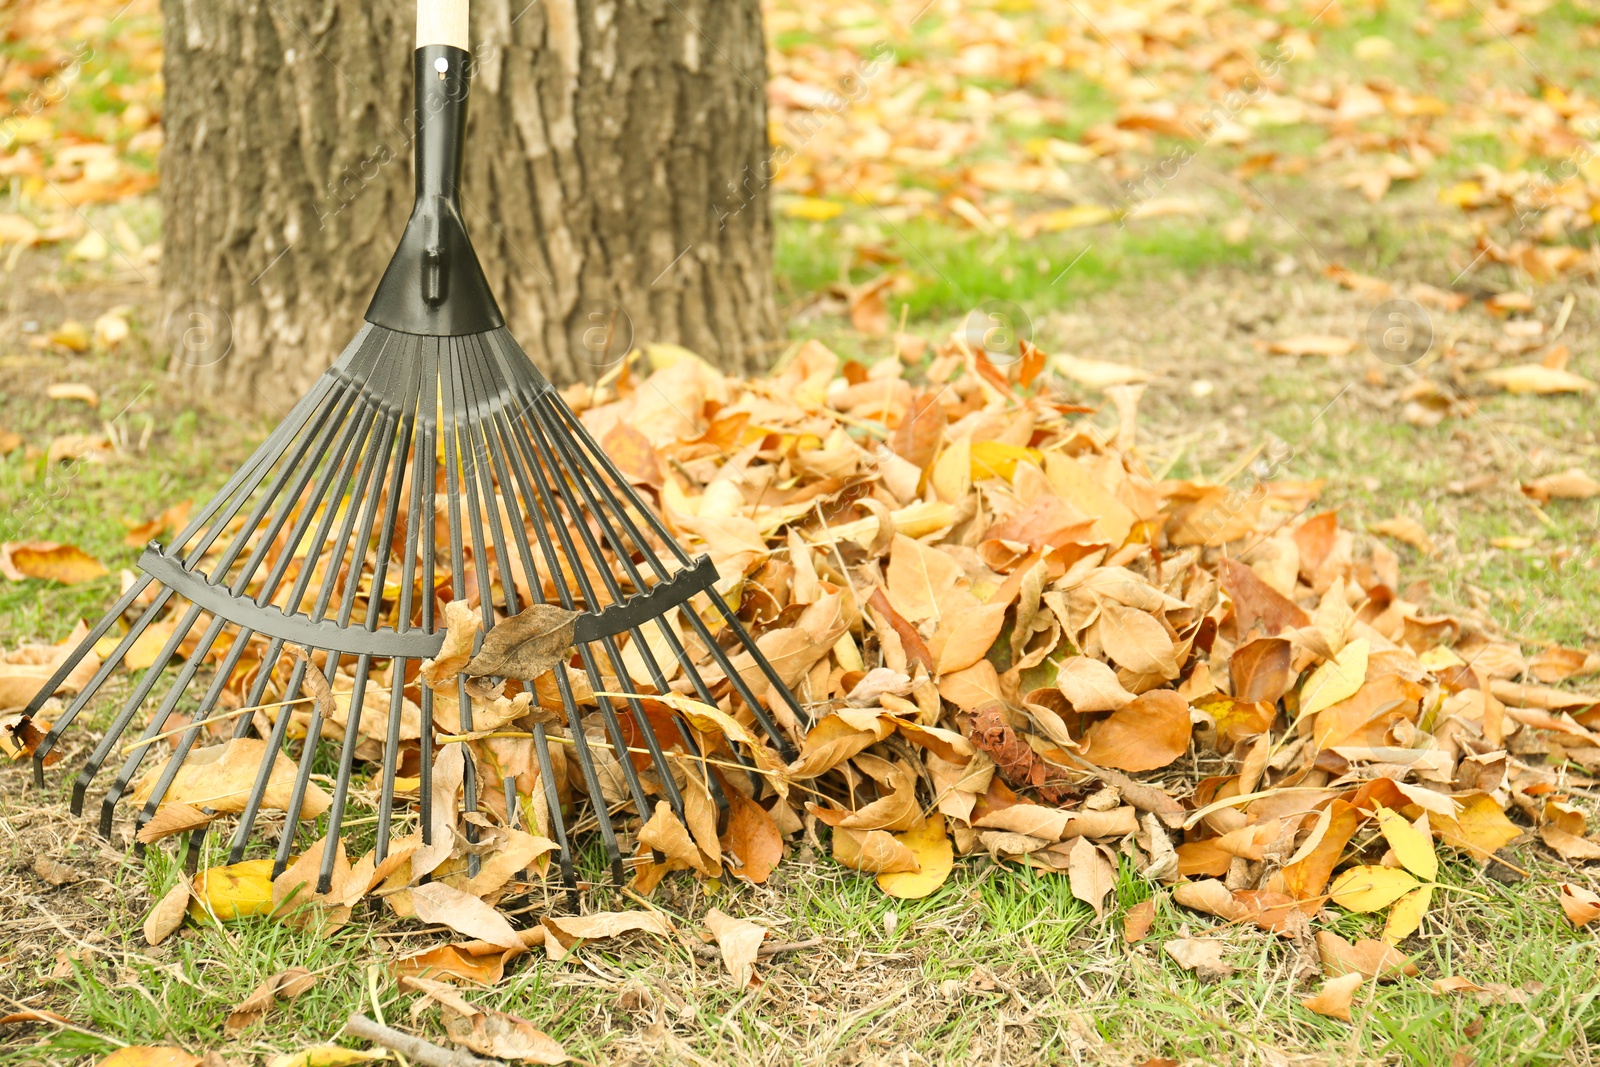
xmin=161 ymin=0 xmax=777 ymax=405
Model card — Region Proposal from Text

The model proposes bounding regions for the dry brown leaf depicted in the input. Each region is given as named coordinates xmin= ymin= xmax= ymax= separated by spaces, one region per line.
xmin=1368 ymin=517 xmax=1433 ymax=555
xmin=704 ymin=908 xmax=767 ymax=987
xmin=445 ymin=1011 xmax=568 ymax=1063
xmin=1067 ymin=836 xmax=1115 ymax=919
xmin=410 ymin=881 xmax=525 ymax=950
xmin=1559 ymin=883 xmax=1600 ymax=928
xmin=1315 ymin=931 xmax=1418 ymax=981
xmin=1164 ymin=938 xmax=1233 ymax=980
xmin=1302 ymin=972 xmax=1362 ymax=1021
xmin=1056 ymin=656 xmax=1135 ymax=712
xmin=143 ymin=880 xmax=190 ymax=946
xmin=1081 ymin=690 xmax=1191 ymax=771
xmin=225 ymin=967 xmax=316 ymax=1034
xmin=1123 ymin=898 xmax=1156 ymax=943
xmin=1521 ymin=468 xmax=1600 ymax=504
xmin=466 ymin=604 xmax=579 ymax=680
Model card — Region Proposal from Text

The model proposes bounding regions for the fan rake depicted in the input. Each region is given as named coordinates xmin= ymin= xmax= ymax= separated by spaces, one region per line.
xmin=19 ymin=0 xmax=805 ymax=897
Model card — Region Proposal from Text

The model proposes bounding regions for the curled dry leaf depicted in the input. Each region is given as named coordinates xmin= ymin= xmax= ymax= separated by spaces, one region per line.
xmin=144 ymin=879 xmax=191 ymax=946
xmin=1067 ymin=836 xmax=1116 ymax=919
xmin=226 ymin=967 xmax=317 ymax=1034
xmin=1164 ymin=938 xmax=1233 ymax=980
xmin=95 ymin=1050 xmax=202 ymax=1067
xmin=704 ymin=908 xmax=767 ymax=987
xmin=1301 ymin=972 xmax=1362 ymax=1022
xmin=1559 ymin=883 xmax=1600 ymax=928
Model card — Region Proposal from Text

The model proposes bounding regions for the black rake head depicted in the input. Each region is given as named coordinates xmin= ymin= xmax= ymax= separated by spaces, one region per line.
xmin=19 ymin=39 xmax=806 ymax=899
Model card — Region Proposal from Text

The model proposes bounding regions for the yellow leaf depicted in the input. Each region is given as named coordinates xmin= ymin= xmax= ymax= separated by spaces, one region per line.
xmin=877 ymin=813 xmax=953 ymax=899
xmin=969 ymin=441 xmax=1041 ymax=482
xmin=1432 ymin=792 xmax=1520 ymax=859
xmin=1300 ymin=638 xmax=1369 ymax=717
xmin=1374 ymin=803 xmax=1437 ymax=881
xmin=96 ymin=1049 xmax=201 ymax=1067
xmin=266 ymin=1048 xmax=383 ymax=1067
xmin=1329 ymin=865 xmax=1419 ymax=913
xmin=1382 ymin=884 xmax=1432 ymax=944
xmin=1027 ymin=204 xmax=1115 ymax=232
xmin=613 ymin=691 xmax=786 ymax=788
xmin=781 ymin=197 xmax=844 ymax=221
xmin=189 ymin=859 xmax=276 ymax=922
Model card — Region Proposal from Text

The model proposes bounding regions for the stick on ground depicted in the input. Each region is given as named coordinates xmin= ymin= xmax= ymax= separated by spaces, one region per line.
xmin=346 ymin=1013 xmax=502 ymax=1067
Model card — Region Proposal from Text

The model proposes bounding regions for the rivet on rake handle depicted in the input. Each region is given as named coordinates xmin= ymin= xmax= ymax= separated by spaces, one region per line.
xmin=21 ymin=0 xmax=807 ymax=899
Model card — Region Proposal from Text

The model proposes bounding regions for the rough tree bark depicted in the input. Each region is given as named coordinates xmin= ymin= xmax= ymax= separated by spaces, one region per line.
xmin=161 ymin=0 xmax=777 ymax=404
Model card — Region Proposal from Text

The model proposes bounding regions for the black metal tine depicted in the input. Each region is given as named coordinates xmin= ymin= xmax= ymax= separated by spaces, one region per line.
xmin=418 ymin=337 xmax=440 ymax=849
xmin=497 ymin=387 xmax=714 ymax=787
xmin=461 ymin=340 xmax=652 ymax=882
xmin=442 ymin=337 xmax=485 ymax=874
xmin=93 ymin=614 xmax=228 ymax=833
xmin=32 ymin=586 xmax=175 ymax=784
xmin=20 ymin=574 xmax=154 ymax=723
xmin=449 ymin=350 xmax=577 ymax=879
xmin=376 ymin=334 xmax=425 ymax=862
xmin=226 ymin=378 xmax=393 ymax=861
xmin=147 ymin=326 xmax=375 ymax=568
xmin=533 ymin=391 xmax=806 ymax=748
xmin=540 ymin=386 xmax=696 ymax=570
xmin=535 ymin=398 xmax=797 ymax=757
xmin=498 ymin=397 xmax=689 ymax=819
xmin=68 ymin=602 xmax=205 ymax=819
xmin=533 ymin=720 xmax=578 ymax=892
xmin=460 ymin=343 xmax=671 ymax=821
xmin=94 ymin=367 xmax=380 ymax=832
xmin=49 ymin=345 xmax=375 ymax=788
xmin=275 ymin=353 xmax=406 ymax=878
xmin=130 ymin=621 xmax=264 ymax=846
xmin=316 ymin=354 xmax=413 ymax=894
xmin=471 ymin=378 xmax=625 ymax=879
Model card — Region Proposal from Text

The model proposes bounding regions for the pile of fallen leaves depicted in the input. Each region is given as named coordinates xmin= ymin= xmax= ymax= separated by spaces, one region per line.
xmin=8 ymin=324 xmax=1600 ymax=1055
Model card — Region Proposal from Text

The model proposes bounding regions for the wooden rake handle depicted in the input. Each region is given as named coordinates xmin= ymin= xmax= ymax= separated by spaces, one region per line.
xmin=417 ymin=0 xmax=468 ymax=49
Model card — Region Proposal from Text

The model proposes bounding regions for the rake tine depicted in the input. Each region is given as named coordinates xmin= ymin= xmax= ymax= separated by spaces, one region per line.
xmin=49 ymin=361 xmax=369 ymax=785
xmin=442 ymin=337 xmax=486 ymax=874
xmin=460 ymin=345 xmax=651 ymax=881
xmin=316 ymin=358 xmax=412 ymax=894
xmin=533 ymin=720 xmax=578 ymax=894
xmin=130 ymin=622 xmax=264 ymax=847
xmin=224 ymin=384 xmax=391 ymax=859
xmin=101 ymin=363 xmax=385 ymax=835
xmin=32 ymin=586 xmax=175 ymax=784
xmin=465 ymin=344 xmax=681 ymax=821
xmin=275 ymin=356 xmax=406 ymax=878
xmin=375 ymin=334 xmax=425 ymax=863
xmin=417 ymin=337 xmax=440 ymax=851
xmin=69 ymin=602 xmax=205 ymax=819
xmin=498 ymin=396 xmax=690 ymax=818
xmin=495 ymin=386 xmax=718 ymax=788
xmin=94 ymin=614 xmax=229 ymax=834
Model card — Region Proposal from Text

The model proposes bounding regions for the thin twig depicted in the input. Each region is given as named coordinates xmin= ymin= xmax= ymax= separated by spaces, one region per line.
xmin=345 ymin=1013 xmax=498 ymax=1067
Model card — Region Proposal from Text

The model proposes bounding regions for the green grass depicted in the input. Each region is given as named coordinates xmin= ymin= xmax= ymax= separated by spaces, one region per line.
xmin=23 ymin=844 xmax=1594 ymax=1065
